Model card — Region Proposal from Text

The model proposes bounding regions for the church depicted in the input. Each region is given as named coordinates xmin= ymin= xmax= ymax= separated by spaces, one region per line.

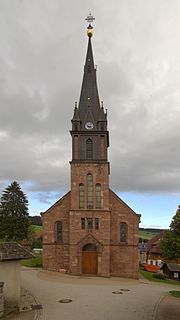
xmin=41 ymin=17 xmax=140 ymax=278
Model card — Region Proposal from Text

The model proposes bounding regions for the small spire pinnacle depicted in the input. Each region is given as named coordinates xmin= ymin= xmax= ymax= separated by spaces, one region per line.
xmin=85 ymin=13 xmax=95 ymax=38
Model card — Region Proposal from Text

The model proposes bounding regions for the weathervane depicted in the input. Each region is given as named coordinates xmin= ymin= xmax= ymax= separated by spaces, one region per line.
xmin=85 ymin=12 xmax=95 ymax=25
xmin=85 ymin=13 xmax=95 ymax=38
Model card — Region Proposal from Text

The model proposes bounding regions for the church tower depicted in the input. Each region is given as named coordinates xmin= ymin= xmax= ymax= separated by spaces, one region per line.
xmin=42 ymin=15 xmax=140 ymax=278
xmin=69 ymin=17 xmax=111 ymax=275
xmin=70 ymin=20 xmax=109 ymax=210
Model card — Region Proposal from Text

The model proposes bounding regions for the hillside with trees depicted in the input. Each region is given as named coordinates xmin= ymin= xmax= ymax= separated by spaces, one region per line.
xmin=160 ymin=205 xmax=180 ymax=262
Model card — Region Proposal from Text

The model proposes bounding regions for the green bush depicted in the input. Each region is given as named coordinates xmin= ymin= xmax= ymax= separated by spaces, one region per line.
xmin=153 ymin=273 xmax=167 ymax=280
xmin=32 ymin=237 xmax=42 ymax=249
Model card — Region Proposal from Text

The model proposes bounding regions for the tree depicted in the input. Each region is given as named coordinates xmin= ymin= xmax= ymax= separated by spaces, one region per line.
xmin=170 ymin=205 xmax=180 ymax=234
xmin=29 ymin=215 xmax=42 ymax=226
xmin=0 ymin=181 xmax=30 ymax=241
xmin=160 ymin=206 xmax=180 ymax=262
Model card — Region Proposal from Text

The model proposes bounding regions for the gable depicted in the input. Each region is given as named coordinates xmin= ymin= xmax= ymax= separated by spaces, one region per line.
xmin=109 ymin=188 xmax=140 ymax=219
xmin=41 ymin=191 xmax=71 ymax=216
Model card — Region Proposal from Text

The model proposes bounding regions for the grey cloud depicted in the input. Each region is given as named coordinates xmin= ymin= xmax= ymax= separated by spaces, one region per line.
xmin=0 ymin=0 xmax=180 ymax=204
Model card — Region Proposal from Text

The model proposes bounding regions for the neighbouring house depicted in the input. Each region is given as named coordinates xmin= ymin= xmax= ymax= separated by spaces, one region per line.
xmin=146 ymin=231 xmax=165 ymax=267
xmin=161 ymin=263 xmax=180 ymax=281
xmin=41 ymin=20 xmax=141 ymax=279
xmin=0 ymin=242 xmax=34 ymax=308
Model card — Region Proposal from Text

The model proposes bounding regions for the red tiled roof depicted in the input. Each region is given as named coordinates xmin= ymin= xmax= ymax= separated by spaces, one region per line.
xmin=147 ymin=231 xmax=165 ymax=254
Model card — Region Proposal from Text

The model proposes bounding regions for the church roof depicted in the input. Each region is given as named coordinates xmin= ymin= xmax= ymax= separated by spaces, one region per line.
xmin=78 ymin=37 xmax=100 ymax=116
xmin=72 ymin=25 xmax=107 ymax=127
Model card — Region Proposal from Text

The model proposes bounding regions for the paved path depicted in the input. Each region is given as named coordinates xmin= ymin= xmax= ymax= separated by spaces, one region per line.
xmin=155 ymin=295 xmax=180 ymax=320
xmin=18 ymin=267 xmax=179 ymax=320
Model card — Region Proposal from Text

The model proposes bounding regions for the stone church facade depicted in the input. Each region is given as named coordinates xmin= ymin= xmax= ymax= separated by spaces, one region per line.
xmin=42 ymin=22 xmax=140 ymax=278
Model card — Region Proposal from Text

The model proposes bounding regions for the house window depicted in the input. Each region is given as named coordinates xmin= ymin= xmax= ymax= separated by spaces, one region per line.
xmin=79 ymin=183 xmax=85 ymax=208
xmin=120 ymin=222 xmax=127 ymax=243
xmin=55 ymin=221 xmax=62 ymax=242
xmin=81 ymin=218 xmax=85 ymax=229
xmin=87 ymin=174 xmax=93 ymax=209
xmin=174 ymin=272 xmax=178 ymax=279
xmin=87 ymin=218 xmax=93 ymax=230
xmin=96 ymin=184 xmax=101 ymax=208
xmin=95 ymin=218 xmax=99 ymax=230
xmin=86 ymin=138 xmax=93 ymax=159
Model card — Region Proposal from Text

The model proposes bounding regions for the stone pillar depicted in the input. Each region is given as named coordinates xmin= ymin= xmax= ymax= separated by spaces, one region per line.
xmin=0 ymin=282 xmax=4 ymax=317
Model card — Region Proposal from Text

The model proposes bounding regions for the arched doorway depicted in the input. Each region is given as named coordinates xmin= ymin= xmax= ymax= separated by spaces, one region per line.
xmin=82 ymin=244 xmax=98 ymax=274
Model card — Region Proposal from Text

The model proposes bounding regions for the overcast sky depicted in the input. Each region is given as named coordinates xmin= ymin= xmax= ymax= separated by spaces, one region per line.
xmin=0 ymin=0 xmax=180 ymax=228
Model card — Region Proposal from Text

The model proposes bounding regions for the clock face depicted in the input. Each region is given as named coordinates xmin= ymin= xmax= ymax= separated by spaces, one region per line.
xmin=85 ymin=122 xmax=94 ymax=130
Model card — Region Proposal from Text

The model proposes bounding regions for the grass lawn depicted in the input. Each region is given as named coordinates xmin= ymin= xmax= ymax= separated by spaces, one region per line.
xmin=140 ymin=270 xmax=180 ymax=286
xmin=30 ymin=225 xmax=43 ymax=233
xmin=139 ymin=230 xmax=157 ymax=240
xmin=21 ymin=254 xmax=42 ymax=267
xmin=169 ymin=290 xmax=180 ymax=297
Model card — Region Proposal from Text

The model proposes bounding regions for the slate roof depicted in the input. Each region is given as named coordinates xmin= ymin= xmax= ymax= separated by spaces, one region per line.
xmin=0 ymin=242 xmax=34 ymax=261
xmin=78 ymin=37 xmax=100 ymax=118
xmin=72 ymin=36 xmax=107 ymax=130
xmin=161 ymin=263 xmax=180 ymax=272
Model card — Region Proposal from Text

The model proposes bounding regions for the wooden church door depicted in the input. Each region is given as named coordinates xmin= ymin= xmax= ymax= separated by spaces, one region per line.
xmin=82 ymin=244 xmax=98 ymax=274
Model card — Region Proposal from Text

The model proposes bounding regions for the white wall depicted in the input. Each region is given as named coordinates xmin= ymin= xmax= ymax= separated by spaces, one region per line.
xmin=147 ymin=259 xmax=162 ymax=266
xmin=0 ymin=261 xmax=20 ymax=307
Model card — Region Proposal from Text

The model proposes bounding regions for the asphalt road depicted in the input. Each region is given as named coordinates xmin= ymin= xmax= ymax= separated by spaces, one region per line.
xmin=20 ymin=267 xmax=179 ymax=320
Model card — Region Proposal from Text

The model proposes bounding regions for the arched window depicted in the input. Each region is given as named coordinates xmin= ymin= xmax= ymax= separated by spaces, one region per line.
xmin=96 ymin=184 xmax=101 ymax=209
xmin=87 ymin=174 xmax=93 ymax=209
xmin=55 ymin=221 xmax=63 ymax=242
xmin=120 ymin=222 xmax=127 ymax=243
xmin=86 ymin=138 xmax=93 ymax=159
xmin=79 ymin=183 xmax=85 ymax=208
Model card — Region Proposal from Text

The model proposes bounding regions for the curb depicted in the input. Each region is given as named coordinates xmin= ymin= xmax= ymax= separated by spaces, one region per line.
xmin=152 ymin=294 xmax=168 ymax=320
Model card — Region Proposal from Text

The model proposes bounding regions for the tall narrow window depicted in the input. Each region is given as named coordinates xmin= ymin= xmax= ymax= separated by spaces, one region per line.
xmin=86 ymin=138 xmax=93 ymax=159
xmin=55 ymin=221 xmax=63 ymax=242
xmin=87 ymin=218 xmax=93 ymax=230
xmin=96 ymin=184 xmax=101 ymax=209
xmin=81 ymin=218 xmax=85 ymax=229
xmin=95 ymin=218 xmax=99 ymax=230
xmin=120 ymin=222 xmax=127 ymax=243
xmin=79 ymin=183 xmax=85 ymax=208
xmin=87 ymin=174 xmax=93 ymax=209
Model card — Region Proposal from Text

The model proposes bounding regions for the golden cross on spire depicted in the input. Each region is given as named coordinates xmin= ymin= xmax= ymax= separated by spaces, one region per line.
xmin=85 ymin=12 xmax=95 ymax=25
xmin=85 ymin=13 xmax=95 ymax=38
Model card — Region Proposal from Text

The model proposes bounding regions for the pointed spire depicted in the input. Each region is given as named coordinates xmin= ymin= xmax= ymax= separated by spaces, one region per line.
xmin=72 ymin=14 xmax=107 ymax=131
xmin=77 ymin=26 xmax=101 ymax=127
xmin=73 ymin=104 xmax=80 ymax=121
xmin=85 ymin=37 xmax=95 ymax=68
